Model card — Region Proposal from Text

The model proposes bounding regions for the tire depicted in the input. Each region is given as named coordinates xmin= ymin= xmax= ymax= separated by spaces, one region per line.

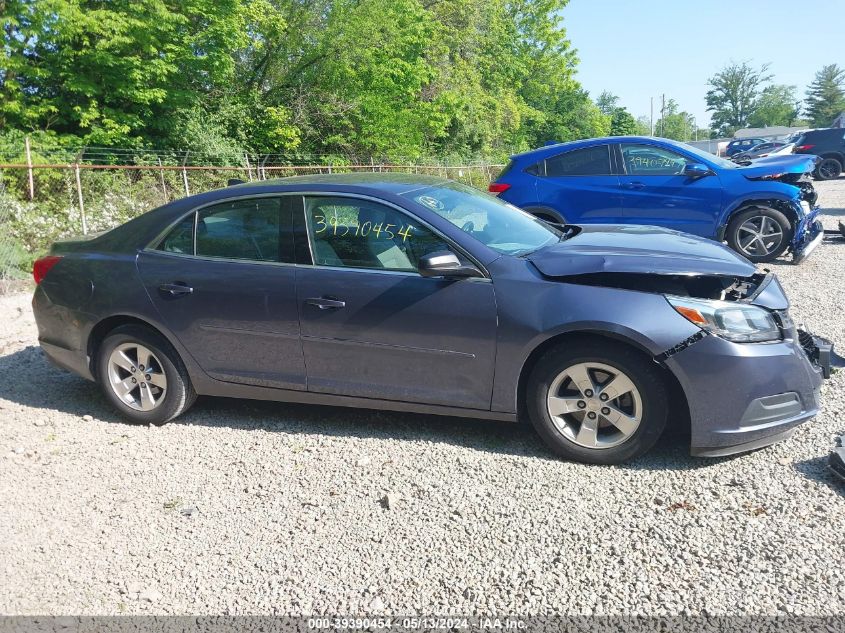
xmin=96 ymin=324 xmax=196 ymax=425
xmin=725 ymin=206 xmax=792 ymax=263
xmin=814 ymin=157 xmax=842 ymax=181
xmin=526 ymin=340 xmax=668 ymax=464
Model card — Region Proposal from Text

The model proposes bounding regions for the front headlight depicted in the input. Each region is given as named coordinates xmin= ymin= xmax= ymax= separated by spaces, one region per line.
xmin=665 ymin=295 xmax=782 ymax=343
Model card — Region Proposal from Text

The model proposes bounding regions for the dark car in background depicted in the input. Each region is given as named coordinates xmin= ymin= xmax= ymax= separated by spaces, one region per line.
xmin=32 ymin=174 xmax=831 ymax=464
xmin=731 ymin=141 xmax=788 ymax=162
xmin=489 ymin=136 xmax=822 ymax=263
xmin=793 ymin=128 xmax=845 ymax=180
xmin=726 ymin=137 xmax=768 ymax=157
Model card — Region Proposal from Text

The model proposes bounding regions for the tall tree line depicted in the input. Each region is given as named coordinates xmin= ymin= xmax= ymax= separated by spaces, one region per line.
xmin=706 ymin=61 xmax=845 ymax=136
xmin=0 ymin=0 xmax=611 ymax=161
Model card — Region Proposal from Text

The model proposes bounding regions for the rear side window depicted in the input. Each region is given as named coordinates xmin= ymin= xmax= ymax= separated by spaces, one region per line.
xmin=544 ymin=145 xmax=612 ymax=176
xmin=157 ymin=214 xmax=195 ymax=254
xmin=196 ymin=198 xmax=282 ymax=262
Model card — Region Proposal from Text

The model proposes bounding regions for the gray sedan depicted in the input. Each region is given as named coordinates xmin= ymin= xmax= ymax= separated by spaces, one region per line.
xmin=31 ymin=175 xmax=831 ymax=463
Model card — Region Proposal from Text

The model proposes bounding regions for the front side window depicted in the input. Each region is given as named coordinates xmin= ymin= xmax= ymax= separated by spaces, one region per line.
xmin=195 ymin=198 xmax=282 ymax=262
xmin=620 ymin=144 xmax=690 ymax=176
xmin=304 ymin=196 xmax=449 ymax=272
xmin=544 ymin=145 xmax=612 ymax=177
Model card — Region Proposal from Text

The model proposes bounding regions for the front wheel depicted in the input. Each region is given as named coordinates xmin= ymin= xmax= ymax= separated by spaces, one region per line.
xmin=526 ymin=341 xmax=668 ymax=464
xmin=814 ymin=157 xmax=842 ymax=181
xmin=726 ymin=206 xmax=792 ymax=263
xmin=97 ymin=324 xmax=197 ymax=425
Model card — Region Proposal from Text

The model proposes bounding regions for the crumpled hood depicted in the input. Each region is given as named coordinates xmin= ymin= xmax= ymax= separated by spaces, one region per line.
xmin=739 ymin=154 xmax=818 ymax=178
xmin=528 ymin=225 xmax=757 ymax=277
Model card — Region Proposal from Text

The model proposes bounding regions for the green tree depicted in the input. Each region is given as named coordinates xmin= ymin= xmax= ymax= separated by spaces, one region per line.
xmin=747 ymin=84 xmax=801 ymax=128
xmin=609 ymin=108 xmax=636 ymax=135
xmin=804 ymin=64 xmax=845 ymax=127
xmin=705 ymin=61 xmax=772 ymax=136
xmin=655 ymin=99 xmax=695 ymax=141
xmin=0 ymin=0 xmax=246 ymax=146
xmin=596 ymin=91 xmax=620 ymax=116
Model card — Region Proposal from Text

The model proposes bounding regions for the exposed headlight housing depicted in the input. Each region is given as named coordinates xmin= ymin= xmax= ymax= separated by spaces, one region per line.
xmin=665 ymin=295 xmax=782 ymax=343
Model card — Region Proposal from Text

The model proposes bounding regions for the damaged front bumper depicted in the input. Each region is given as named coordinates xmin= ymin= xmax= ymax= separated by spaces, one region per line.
xmin=792 ymin=203 xmax=823 ymax=263
xmin=663 ymin=323 xmax=831 ymax=458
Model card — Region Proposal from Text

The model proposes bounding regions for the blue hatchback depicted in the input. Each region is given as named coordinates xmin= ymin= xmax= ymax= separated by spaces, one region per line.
xmin=489 ymin=136 xmax=822 ymax=263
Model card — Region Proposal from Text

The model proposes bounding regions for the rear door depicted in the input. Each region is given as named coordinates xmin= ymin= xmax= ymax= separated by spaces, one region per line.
xmin=137 ymin=195 xmax=306 ymax=390
xmin=534 ymin=144 xmax=624 ymax=223
xmin=617 ymin=142 xmax=723 ymax=238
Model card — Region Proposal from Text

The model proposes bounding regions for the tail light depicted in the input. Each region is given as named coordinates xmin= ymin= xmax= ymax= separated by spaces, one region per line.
xmin=33 ymin=255 xmax=63 ymax=284
xmin=795 ymin=144 xmax=815 ymax=152
xmin=488 ymin=182 xmax=511 ymax=196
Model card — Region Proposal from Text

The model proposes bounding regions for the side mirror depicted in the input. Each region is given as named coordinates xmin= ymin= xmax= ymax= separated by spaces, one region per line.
xmin=418 ymin=251 xmax=483 ymax=279
xmin=683 ymin=163 xmax=713 ymax=178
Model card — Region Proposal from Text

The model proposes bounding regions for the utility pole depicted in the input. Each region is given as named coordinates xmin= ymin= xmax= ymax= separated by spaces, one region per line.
xmin=650 ymin=97 xmax=654 ymax=136
xmin=660 ymin=94 xmax=665 ymax=138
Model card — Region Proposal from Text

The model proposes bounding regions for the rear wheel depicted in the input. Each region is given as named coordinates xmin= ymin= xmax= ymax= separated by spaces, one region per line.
xmin=726 ymin=206 xmax=792 ymax=263
xmin=97 ymin=324 xmax=196 ymax=425
xmin=814 ymin=157 xmax=842 ymax=181
xmin=526 ymin=341 xmax=668 ymax=464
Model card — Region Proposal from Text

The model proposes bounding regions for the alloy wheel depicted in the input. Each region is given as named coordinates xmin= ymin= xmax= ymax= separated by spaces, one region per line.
xmin=736 ymin=215 xmax=784 ymax=257
xmin=107 ymin=343 xmax=167 ymax=411
xmin=546 ymin=361 xmax=643 ymax=449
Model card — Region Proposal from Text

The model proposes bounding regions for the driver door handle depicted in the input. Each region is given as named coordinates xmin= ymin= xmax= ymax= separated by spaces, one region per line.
xmin=159 ymin=283 xmax=193 ymax=296
xmin=625 ymin=181 xmax=646 ymax=190
xmin=305 ymin=297 xmax=346 ymax=310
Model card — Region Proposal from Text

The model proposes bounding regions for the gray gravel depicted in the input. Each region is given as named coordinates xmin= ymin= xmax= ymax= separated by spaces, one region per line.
xmin=1 ymin=181 xmax=845 ymax=616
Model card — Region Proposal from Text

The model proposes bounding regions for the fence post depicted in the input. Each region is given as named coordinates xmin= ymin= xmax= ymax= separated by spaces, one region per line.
xmin=74 ymin=164 xmax=88 ymax=235
xmin=24 ymin=136 xmax=35 ymax=200
xmin=244 ymin=152 xmax=254 ymax=181
xmin=181 ymin=151 xmax=190 ymax=196
xmin=157 ymin=157 xmax=168 ymax=202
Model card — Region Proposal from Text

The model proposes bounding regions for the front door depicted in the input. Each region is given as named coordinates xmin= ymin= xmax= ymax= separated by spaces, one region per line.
xmin=294 ymin=195 xmax=498 ymax=410
xmin=617 ymin=143 xmax=723 ymax=238
xmin=137 ymin=195 xmax=306 ymax=390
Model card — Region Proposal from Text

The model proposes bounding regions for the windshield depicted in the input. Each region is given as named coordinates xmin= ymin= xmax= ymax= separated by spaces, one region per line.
xmin=674 ymin=141 xmax=738 ymax=169
xmin=400 ymin=181 xmax=561 ymax=256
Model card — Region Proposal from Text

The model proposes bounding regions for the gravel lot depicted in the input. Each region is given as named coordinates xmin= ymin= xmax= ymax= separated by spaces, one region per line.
xmin=1 ymin=181 xmax=844 ymax=617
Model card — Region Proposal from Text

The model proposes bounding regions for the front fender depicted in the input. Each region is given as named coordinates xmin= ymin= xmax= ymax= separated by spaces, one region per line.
xmin=489 ymin=274 xmax=702 ymax=413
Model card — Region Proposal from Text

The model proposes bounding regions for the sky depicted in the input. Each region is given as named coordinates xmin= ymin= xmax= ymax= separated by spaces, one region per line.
xmin=563 ymin=0 xmax=842 ymax=128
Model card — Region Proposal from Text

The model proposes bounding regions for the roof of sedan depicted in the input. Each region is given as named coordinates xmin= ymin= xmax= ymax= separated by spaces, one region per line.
xmin=227 ymin=172 xmax=450 ymax=194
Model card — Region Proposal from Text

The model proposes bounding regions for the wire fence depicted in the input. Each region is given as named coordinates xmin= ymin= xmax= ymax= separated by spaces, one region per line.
xmin=0 ymin=159 xmax=506 ymax=282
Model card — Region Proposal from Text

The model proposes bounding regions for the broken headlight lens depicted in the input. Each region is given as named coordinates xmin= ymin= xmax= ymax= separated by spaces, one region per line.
xmin=665 ymin=295 xmax=782 ymax=343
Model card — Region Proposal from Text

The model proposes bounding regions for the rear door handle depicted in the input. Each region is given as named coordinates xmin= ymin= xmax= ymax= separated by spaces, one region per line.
xmin=625 ymin=181 xmax=646 ymax=190
xmin=305 ymin=297 xmax=346 ymax=310
xmin=159 ymin=283 xmax=193 ymax=296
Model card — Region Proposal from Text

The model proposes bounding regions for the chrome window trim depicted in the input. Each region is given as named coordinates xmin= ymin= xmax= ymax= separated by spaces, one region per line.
xmin=142 ymin=190 xmax=491 ymax=278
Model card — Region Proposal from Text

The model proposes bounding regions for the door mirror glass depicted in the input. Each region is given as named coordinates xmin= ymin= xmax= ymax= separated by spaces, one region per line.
xmin=683 ymin=163 xmax=713 ymax=178
xmin=418 ymin=251 xmax=483 ymax=278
